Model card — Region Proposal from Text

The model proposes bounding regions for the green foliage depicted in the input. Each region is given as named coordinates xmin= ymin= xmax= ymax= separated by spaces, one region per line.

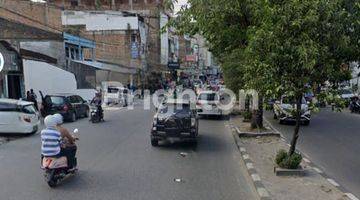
xmin=168 ymin=0 xmax=359 ymax=156
xmin=275 ymin=149 xmax=288 ymax=166
xmin=242 ymin=110 xmax=252 ymax=120
xmin=275 ymin=149 xmax=303 ymax=169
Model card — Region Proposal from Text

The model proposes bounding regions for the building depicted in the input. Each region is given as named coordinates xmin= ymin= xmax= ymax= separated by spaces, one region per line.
xmin=0 ymin=16 xmax=63 ymax=99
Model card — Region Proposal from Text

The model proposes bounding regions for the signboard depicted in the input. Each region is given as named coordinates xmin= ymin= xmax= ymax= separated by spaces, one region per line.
xmin=131 ymin=42 xmax=139 ymax=59
xmin=185 ymin=55 xmax=197 ymax=62
xmin=0 ymin=52 xmax=3 ymax=72
xmin=168 ymin=62 xmax=180 ymax=70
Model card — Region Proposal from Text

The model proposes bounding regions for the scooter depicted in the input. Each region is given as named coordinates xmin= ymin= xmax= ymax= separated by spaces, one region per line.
xmin=350 ymin=99 xmax=360 ymax=113
xmin=90 ymin=105 xmax=103 ymax=123
xmin=41 ymin=129 xmax=79 ymax=188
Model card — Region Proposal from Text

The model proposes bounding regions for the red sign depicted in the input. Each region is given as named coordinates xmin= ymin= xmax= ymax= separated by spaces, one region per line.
xmin=185 ymin=55 xmax=197 ymax=62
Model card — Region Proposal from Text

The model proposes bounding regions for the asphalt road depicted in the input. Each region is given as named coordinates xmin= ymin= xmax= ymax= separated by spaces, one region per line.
xmin=0 ymin=102 xmax=256 ymax=200
xmin=264 ymin=108 xmax=360 ymax=198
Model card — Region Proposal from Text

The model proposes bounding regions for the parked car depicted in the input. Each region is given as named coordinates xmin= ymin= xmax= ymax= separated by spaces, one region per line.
xmin=0 ymin=98 xmax=40 ymax=134
xmin=273 ymin=96 xmax=311 ymax=125
xmin=196 ymin=91 xmax=232 ymax=117
xmin=150 ymin=99 xmax=199 ymax=146
xmin=42 ymin=93 xmax=89 ymax=122
xmin=339 ymin=89 xmax=355 ymax=106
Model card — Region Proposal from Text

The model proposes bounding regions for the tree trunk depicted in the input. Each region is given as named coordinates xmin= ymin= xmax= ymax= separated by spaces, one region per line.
xmin=288 ymin=95 xmax=302 ymax=156
xmin=251 ymin=95 xmax=263 ymax=129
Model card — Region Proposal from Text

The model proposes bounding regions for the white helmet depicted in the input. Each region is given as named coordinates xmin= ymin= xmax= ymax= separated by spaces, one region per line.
xmin=44 ymin=115 xmax=57 ymax=128
xmin=53 ymin=113 xmax=63 ymax=125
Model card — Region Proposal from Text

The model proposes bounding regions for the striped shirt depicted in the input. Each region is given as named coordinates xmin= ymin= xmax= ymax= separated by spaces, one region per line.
xmin=41 ymin=128 xmax=61 ymax=156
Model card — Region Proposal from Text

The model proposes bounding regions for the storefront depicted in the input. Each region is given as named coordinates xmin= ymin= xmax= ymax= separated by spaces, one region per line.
xmin=0 ymin=41 xmax=24 ymax=99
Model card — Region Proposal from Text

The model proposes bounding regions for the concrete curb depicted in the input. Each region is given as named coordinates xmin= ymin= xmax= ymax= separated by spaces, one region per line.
xmin=262 ymin=117 xmax=359 ymax=200
xmin=229 ymin=119 xmax=272 ymax=200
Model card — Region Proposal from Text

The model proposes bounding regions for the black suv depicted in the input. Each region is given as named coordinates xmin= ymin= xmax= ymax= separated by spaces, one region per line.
xmin=42 ymin=94 xmax=89 ymax=122
xmin=151 ymin=99 xmax=199 ymax=146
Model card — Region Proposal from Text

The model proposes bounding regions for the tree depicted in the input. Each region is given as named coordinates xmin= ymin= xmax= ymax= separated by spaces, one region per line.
xmin=169 ymin=0 xmax=359 ymax=158
xmin=167 ymin=0 xmax=265 ymax=127
xmin=244 ymin=0 xmax=359 ymax=156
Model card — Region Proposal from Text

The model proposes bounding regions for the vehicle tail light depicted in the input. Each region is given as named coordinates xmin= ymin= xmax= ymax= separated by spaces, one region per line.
xmin=63 ymin=105 xmax=69 ymax=111
xmin=23 ymin=116 xmax=31 ymax=123
xmin=191 ymin=118 xmax=196 ymax=127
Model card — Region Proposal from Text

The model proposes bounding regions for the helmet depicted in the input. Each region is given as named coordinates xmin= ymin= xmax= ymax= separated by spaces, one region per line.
xmin=44 ymin=115 xmax=57 ymax=128
xmin=53 ymin=113 xmax=64 ymax=125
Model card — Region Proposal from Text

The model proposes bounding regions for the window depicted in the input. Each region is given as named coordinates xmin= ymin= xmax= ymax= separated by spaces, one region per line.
xmin=159 ymin=104 xmax=190 ymax=114
xmin=22 ymin=105 xmax=36 ymax=114
xmin=49 ymin=96 xmax=65 ymax=105
xmin=76 ymin=96 xmax=84 ymax=103
xmin=131 ymin=34 xmax=137 ymax=43
xmin=69 ymin=96 xmax=79 ymax=103
xmin=0 ymin=103 xmax=18 ymax=112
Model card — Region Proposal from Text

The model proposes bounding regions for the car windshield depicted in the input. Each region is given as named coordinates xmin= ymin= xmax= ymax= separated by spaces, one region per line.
xmin=159 ymin=104 xmax=190 ymax=114
xmin=50 ymin=96 xmax=65 ymax=105
xmin=22 ymin=105 xmax=36 ymax=114
xmin=340 ymin=89 xmax=352 ymax=95
xmin=108 ymin=87 xmax=119 ymax=93
xmin=198 ymin=93 xmax=218 ymax=101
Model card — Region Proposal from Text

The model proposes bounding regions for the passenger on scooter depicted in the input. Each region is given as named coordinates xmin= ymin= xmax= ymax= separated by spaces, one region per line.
xmin=41 ymin=114 xmax=77 ymax=169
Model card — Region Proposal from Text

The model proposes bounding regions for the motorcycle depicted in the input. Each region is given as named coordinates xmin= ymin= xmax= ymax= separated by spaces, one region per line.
xmin=41 ymin=129 xmax=79 ymax=188
xmin=90 ymin=105 xmax=103 ymax=123
xmin=349 ymin=97 xmax=360 ymax=113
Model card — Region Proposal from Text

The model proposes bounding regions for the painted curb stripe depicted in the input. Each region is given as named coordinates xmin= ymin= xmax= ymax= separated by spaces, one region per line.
xmin=327 ymin=178 xmax=340 ymax=187
xmin=345 ymin=193 xmax=360 ymax=200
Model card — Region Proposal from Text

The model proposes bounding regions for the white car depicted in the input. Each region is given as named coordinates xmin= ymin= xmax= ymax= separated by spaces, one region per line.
xmin=196 ymin=91 xmax=232 ymax=117
xmin=0 ymin=99 xmax=40 ymax=134
xmin=273 ymin=96 xmax=311 ymax=125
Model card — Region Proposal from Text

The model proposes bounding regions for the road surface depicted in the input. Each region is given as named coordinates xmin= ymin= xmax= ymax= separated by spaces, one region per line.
xmin=264 ymin=108 xmax=360 ymax=197
xmin=0 ymin=102 xmax=256 ymax=200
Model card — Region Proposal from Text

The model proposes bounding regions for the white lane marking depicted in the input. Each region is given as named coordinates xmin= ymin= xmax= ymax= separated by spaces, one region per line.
xmin=345 ymin=193 xmax=360 ymax=200
xmin=242 ymin=154 xmax=250 ymax=159
xmin=257 ymin=188 xmax=270 ymax=197
xmin=246 ymin=163 xmax=254 ymax=169
xmin=312 ymin=167 xmax=323 ymax=174
xmin=303 ymin=157 xmax=311 ymax=163
xmin=240 ymin=147 xmax=246 ymax=152
xmin=251 ymin=174 xmax=261 ymax=181
xmin=327 ymin=178 xmax=340 ymax=187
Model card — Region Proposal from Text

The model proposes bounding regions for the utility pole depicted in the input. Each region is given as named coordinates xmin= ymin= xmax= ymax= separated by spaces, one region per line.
xmin=129 ymin=0 xmax=133 ymax=10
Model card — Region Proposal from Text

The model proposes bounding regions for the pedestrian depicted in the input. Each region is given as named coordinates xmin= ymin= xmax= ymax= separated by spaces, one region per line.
xmin=26 ymin=91 xmax=31 ymax=102
xmin=30 ymin=89 xmax=38 ymax=110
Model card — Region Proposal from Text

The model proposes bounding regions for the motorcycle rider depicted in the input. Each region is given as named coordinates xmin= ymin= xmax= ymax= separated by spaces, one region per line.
xmin=90 ymin=92 xmax=103 ymax=120
xmin=41 ymin=114 xmax=77 ymax=169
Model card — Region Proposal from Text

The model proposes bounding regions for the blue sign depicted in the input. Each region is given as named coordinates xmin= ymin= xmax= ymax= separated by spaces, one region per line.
xmin=131 ymin=42 xmax=139 ymax=59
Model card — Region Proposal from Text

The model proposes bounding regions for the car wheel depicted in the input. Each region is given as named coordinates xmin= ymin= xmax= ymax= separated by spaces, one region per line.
xmin=70 ymin=112 xmax=76 ymax=122
xmin=151 ymin=138 xmax=159 ymax=146
xmin=279 ymin=119 xmax=283 ymax=124
xmin=303 ymin=120 xmax=310 ymax=126
xmin=84 ymin=108 xmax=89 ymax=118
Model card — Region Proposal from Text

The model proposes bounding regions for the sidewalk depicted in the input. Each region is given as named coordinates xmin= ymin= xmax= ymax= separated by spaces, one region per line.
xmin=230 ymin=115 xmax=353 ymax=200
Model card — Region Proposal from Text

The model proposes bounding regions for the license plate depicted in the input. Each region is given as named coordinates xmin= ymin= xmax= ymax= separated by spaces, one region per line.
xmin=168 ymin=137 xmax=180 ymax=142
